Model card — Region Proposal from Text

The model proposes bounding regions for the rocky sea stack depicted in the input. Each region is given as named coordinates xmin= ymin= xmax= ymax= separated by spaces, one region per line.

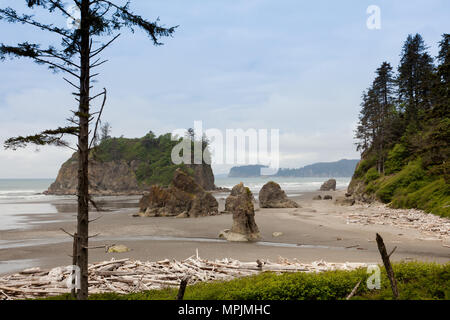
xmin=139 ymin=168 xmax=218 ymax=218
xmin=258 ymin=181 xmax=299 ymax=208
xmin=46 ymin=133 xmax=216 ymax=195
xmin=220 ymin=183 xmax=261 ymax=242
xmin=319 ymin=179 xmax=337 ymax=191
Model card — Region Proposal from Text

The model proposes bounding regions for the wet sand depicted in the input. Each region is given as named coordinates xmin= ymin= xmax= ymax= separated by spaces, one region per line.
xmin=0 ymin=190 xmax=449 ymax=274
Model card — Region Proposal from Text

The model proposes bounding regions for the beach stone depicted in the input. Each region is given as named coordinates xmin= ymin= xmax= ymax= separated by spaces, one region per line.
xmin=258 ymin=181 xmax=299 ymax=208
xmin=335 ymin=197 xmax=355 ymax=206
xmin=107 ymin=245 xmax=130 ymax=253
xmin=223 ymin=183 xmax=261 ymax=241
xmin=320 ymin=179 xmax=337 ymax=191
xmin=138 ymin=168 xmax=218 ymax=218
xmin=272 ymin=232 xmax=283 ymax=237
xmin=175 ymin=211 xmax=188 ymax=219
xmin=323 ymin=195 xmax=333 ymax=200
xmin=218 ymin=229 xmax=249 ymax=242
xmin=313 ymin=195 xmax=322 ymax=200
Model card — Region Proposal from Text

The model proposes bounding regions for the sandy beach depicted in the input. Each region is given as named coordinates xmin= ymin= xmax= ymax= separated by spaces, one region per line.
xmin=0 ymin=188 xmax=449 ymax=276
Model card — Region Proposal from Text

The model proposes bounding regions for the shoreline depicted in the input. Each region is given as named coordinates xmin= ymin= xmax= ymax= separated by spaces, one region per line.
xmin=0 ymin=188 xmax=449 ymax=275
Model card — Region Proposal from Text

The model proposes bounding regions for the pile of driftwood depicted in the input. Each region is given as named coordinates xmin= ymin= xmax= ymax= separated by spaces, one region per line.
xmin=346 ymin=204 xmax=450 ymax=241
xmin=0 ymin=254 xmax=367 ymax=300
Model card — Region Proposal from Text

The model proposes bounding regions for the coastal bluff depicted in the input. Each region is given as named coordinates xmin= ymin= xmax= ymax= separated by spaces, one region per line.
xmin=46 ymin=133 xmax=216 ymax=195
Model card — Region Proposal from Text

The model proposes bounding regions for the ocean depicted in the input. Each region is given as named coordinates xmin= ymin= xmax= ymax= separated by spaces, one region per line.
xmin=0 ymin=179 xmax=67 ymax=231
xmin=0 ymin=177 xmax=351 ymax=231
xmin=214 ymin=176 xmax=351 ymax=196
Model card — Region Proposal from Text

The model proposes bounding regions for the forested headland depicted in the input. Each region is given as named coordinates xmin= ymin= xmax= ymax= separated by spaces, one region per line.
xmin=350 ymin=33 xmax=449 ymax=217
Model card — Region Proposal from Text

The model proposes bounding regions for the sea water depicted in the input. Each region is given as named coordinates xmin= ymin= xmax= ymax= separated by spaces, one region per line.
xmin=0 ymin=179 xmax=63 ymax=230
xmin=0 ymin=177 xmax=351 ymax=230
xmin=214 ymin=176 xmax=351 ymax=197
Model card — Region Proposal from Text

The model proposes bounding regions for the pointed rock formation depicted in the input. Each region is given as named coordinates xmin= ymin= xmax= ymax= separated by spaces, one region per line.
xmin=139 ymin=168 xmax=218 ymax=218
xmin=220 ymin=183 xmax=260 ymax=242
xmin=319 ymin=179 xmax=337 ymax=191
xmin=259 ymin=181 xmax=299 ymax=208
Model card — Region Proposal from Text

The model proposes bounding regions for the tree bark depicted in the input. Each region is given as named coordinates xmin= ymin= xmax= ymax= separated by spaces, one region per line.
xmin=71 ymin=232 xmax=78 ymax=298
xmin=176 ymin=277 xmax=190 ymax=300
xmin=76 ymin=0 xmax=91 ymax=300
xmin=376 ymin=233 xmax=399 ymax=299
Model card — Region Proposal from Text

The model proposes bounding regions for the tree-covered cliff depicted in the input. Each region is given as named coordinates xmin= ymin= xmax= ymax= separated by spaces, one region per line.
xmin=47 ymin=131 xmax=216 ymax=195
xmin=349 ymin=33 xmax=449 ymax=217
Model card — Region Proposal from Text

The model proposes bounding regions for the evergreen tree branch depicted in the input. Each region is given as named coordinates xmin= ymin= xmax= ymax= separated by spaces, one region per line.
xmin=4 ymin=126 xmax=79 ymax=150
xmin=93 ymin=0 xmax=177 ymax=45
xmin=0 ymin=7 xmax=74 ymax=40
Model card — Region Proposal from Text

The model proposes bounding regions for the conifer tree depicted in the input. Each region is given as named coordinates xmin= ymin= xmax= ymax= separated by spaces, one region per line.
xmin=355 ymin=62 xmax=396 ymax=172
xmin=1 ymin=0 xmax=176 ymax=299
xmin=397 ymin=34 xmax=434 ymax=127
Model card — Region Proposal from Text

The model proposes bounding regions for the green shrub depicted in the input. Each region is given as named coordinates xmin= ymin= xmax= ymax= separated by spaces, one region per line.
xmin=385 ymin=143 xmax=409 ymax=175
xmin=44 ymin=262 xmax=450 ymax=301
xmin=391 ymin=178 xmax=450 ymax=217
xmin=376 ymin=159 xmax=425 ymax=203
xmin=364 ymin=168 xmax=381 ymax=184
xmin=353 ymin=156 xmax=377 ymax=178
xmin=90 ymin=133 xmax=203 ymax=186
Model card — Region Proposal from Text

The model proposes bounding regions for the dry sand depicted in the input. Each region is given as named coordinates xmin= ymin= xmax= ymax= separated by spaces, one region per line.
xmin=0 ymin=190 xmax=449 ymax=275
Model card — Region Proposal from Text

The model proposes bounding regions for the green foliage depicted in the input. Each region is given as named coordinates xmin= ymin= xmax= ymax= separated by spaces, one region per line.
xmin=353 ymin=34 xmax=449 ymax=217
xmin=391 ymin=178 xmax=450 ymax=217
xmin=384 ymin=143 xmax=409 ymax=174
xmin=364 ymin=168 xmax=380 ymax=184
xmin=353 ymin=156 xmax=376 ymax=178
xmin=92 ymin=133 xmax=184 ymax=186
xmin=359 ymin=262 xmax=450 ymax=300
xmin=45 ymin=262 xmax=449 ymax=300
xmin=375 ymin=159 xmax=426 ymax=203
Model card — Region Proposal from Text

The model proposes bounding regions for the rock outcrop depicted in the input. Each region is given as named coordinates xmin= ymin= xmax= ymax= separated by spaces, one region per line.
xmin=187 ymin=164 xmax=216 ymax=191
xmin=319 ymin=179 xmax=337 ymax=191
xmin=347 ymin=170 xmax=374 ymax=203
xmin=258 ymin=181 xmax=299 ymax=208
xmin=138 ymin=169 xmax=218 ymax=217
xmin=335 ymin=197 xmax=356 ymax=206
xmin=220 ymin=183 xmax=260 ymax=242
xmin=47 ymin=152 xmax=216 ymax=195
xmin=224 ymin=183 xmax=255 ymax=212
xmin=47 ymin=153 xmax=142 ymax=195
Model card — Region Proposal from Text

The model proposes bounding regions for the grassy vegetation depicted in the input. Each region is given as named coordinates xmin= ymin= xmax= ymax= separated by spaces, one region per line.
xmin=353 ymin=156 xmax=449 ymax=218
xmin=45 ymin=262 xmax=449 ymax=300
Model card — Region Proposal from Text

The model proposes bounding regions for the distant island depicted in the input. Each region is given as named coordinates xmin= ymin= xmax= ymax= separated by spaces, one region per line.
xmin=228 ymin=159 xmax=359 ymax=178
xmin=228 ymin=165 xmax=269 ymax=177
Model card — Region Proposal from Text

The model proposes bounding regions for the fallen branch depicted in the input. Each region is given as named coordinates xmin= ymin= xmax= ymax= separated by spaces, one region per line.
xmin=346 ymin=280 xmax=361 ymax=300
xmin=0 ymin=255 xmax=368 ymax=300
xmin=376 ymin=233 xmax=399 ymax=299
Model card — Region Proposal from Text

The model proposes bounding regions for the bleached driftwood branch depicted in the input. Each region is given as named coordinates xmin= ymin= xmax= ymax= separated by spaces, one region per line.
xmin=0 ymin=254 xmax=367 ymax=300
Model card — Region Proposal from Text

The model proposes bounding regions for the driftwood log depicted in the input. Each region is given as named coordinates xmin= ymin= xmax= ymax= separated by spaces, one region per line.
xmin=376 ymin=233 xmax=399 ymax=299
xmin=0 ymin=254 xmax=367 ymax=300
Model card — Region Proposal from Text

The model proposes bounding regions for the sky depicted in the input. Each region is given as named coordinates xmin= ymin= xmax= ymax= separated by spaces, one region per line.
xmin=0 ymin=0 xmax=449 ymax=178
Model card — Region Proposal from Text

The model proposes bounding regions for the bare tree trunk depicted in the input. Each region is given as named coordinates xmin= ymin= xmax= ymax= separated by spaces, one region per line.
xmin=71 ymin=232 xmax=78 ymax=299
xmin=376 ymin=233 xmax=399 ymax=299
xmin=176 ymin=277 xmax=190 ymax=300
xmin=76 ymin=0 xmax=91 ymax=300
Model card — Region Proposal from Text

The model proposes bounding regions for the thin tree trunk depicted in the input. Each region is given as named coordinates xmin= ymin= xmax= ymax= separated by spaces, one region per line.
xmin=176 ymin=277 xmax=190 ymax=300
xmin=376 ymin=233 xmax=399 ymax=299
xmin=76 ymin=0 xmax=91 ymax=300
xmin=71 ymin=232 xmax=78 ymax=298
